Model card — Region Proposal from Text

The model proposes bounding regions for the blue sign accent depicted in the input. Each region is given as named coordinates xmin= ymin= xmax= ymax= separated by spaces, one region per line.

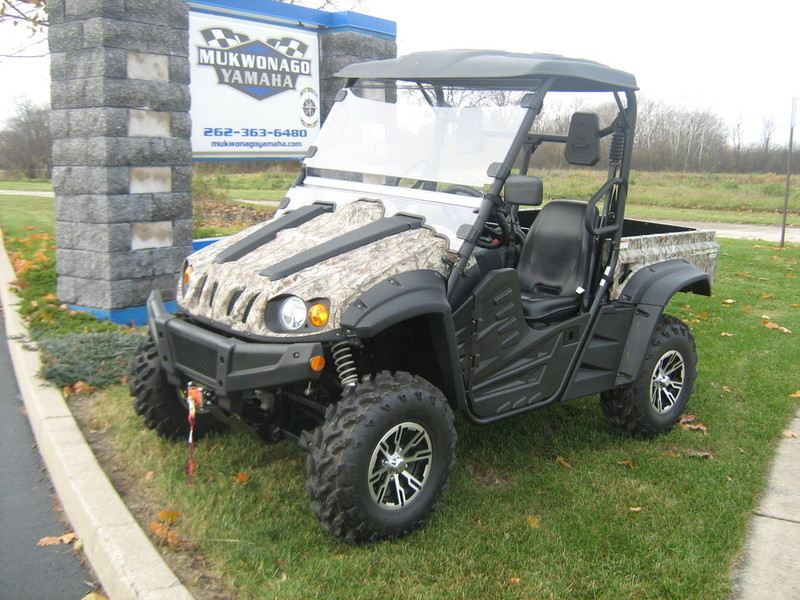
xmin=189 ymin=0 xmax=396 ymax=40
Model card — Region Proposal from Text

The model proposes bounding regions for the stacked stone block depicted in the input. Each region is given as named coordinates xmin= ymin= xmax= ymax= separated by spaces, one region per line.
xmin=49 ymin=0 xmax=192 ymax=311
xmin=319 ymin=31 xmax=396 ymax=119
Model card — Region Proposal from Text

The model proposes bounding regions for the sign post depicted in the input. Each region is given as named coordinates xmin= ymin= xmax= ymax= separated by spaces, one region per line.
xmin=781 ymin=97 xmax=796 ymax=248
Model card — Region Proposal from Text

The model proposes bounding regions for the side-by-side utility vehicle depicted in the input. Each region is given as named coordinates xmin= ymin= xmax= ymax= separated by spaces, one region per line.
xmin=131 ymin=50 xmax=719 ymax=543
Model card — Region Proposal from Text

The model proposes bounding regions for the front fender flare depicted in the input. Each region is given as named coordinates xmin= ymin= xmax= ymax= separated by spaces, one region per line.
xmin=340 ymin=270 xmax=466 ymax=409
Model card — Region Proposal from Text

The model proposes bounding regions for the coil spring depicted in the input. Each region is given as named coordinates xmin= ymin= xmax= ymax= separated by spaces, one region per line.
xmin=331 ymin=341 xmax=359 ymax=387
xmin=609 ymin=130 xmax=625 ymax=165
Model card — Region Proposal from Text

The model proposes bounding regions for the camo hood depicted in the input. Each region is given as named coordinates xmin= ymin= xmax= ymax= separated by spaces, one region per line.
xmin=178 ymin=200 xmax=451 ymax=337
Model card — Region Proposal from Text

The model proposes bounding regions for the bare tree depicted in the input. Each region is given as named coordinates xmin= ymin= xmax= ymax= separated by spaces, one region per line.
xmin=0 ymin=0 xmax=47 ymax=28
xmin=0 ymin=97 xmax=51 ymax=178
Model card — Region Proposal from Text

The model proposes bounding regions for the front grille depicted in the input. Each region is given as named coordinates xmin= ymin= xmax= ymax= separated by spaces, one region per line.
xmin=172 ymin=333 xmax=217 ymax=380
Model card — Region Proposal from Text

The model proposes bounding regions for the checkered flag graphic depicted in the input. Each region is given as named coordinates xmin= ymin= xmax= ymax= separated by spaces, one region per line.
xmin=266 ymin=38 xmax=309 ymax=58
xmin=201 ymin=28 xmax=249 ymax=49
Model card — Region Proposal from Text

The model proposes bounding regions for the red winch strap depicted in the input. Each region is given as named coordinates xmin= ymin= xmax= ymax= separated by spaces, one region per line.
xmin=186 ymin=386 xmax=202 ymax=487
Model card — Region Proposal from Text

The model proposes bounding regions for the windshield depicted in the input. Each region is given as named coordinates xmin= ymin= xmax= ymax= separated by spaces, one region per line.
xmin=305 ymin=84 xmax=528 ymax=188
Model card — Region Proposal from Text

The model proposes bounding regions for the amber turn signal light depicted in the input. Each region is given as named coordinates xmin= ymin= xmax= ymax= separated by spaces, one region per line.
xmin=309 ymin=355 xmax=326 ymax=372
xmin=308 ymin=302 xmax=329 ymax=327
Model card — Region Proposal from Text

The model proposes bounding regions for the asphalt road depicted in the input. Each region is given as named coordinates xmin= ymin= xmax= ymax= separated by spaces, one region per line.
xmin=0 ymin=312 xmax=95 ymax=600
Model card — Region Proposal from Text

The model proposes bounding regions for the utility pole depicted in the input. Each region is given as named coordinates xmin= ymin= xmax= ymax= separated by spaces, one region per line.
xmin=780 ymin=97 xmax=796 ymax=248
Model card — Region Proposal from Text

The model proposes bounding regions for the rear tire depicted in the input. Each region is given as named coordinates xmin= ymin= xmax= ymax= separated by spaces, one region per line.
xmin=306 ymin=371 xmax=456 ymax=544
xmin=601 ymin=314 xmax=696 ymax=438
xmin=129 ymin=338 xmax=226 ymax=441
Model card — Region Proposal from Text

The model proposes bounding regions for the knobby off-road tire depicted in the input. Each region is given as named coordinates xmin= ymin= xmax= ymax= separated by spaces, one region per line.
xmin=129 ymin=338 xmax=226 ymax=441
xmin=601 ymin=314 xmax=697 ymax=438
xmin=306 ymin=371 xmax=457 ymax=544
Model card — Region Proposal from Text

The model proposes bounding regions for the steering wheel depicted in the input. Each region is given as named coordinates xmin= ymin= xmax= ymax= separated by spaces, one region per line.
xmin=443 ymin=184 xmax=483 ymax=198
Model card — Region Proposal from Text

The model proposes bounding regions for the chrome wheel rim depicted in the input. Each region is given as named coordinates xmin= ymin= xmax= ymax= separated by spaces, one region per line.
xmin=368 ymin=422 xmax=432 ymax=510
xmin=649 ymin=350 xmax=685 ymax=414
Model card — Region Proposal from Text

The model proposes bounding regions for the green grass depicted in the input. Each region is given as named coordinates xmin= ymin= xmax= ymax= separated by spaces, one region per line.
xmin=0 ymin=180 xmax=53 ymax=191
xmin=75 ymin=239 xmax=799 ymax=600
xmin=0 ymin=195 xmax=55 ymax=235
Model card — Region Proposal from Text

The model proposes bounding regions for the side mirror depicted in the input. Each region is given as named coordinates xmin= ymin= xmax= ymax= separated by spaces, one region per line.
xmin=504 ymin=174 xmax=543 ymax=206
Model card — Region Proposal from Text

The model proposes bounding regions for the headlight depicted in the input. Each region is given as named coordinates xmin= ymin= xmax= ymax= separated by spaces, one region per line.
xmin=278 ymin=296 xmax=307 ymax=331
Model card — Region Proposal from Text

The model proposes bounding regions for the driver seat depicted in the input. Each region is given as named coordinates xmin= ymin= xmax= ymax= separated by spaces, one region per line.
xmin=517 ymin=199 xmax=597 ymax=322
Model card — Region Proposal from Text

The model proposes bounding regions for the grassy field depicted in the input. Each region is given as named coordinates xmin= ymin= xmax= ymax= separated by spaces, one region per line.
xmin=1 ymin=174 xmax=799 ymax=599
xmin=191 ymin=168 xmax=799 ymax=228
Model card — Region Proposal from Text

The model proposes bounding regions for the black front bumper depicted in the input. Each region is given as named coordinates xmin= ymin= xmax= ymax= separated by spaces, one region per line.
xmin=147 ymin=291 xmax=324 ymax=396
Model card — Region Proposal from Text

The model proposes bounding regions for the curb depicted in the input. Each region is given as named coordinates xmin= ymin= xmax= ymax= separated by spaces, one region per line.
xmin=0 ymin=232 xmax=195 ymax=600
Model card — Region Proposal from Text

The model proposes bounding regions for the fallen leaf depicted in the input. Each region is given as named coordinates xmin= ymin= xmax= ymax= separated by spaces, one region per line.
xmin=720 ymin=332 xmax=734 ymax=337
xmin=782 ymin=430 xmax=798 ymax=438
xmin=664 ymin=451 xmax=681 ymax=458
xmin=556 ymin=456 xmax=572 ymax=469
xmin=723 ymin=299 xmax=736 ymax=305
xmin=685 ymin=450 xmax=714 ymax=460
xmin=629 ymin=506 xmax=644 ymax=512
xmin=617 ymin=460 xmax=634 ymax=469
xmin=70 ymin=381 xmax=96 ymax=395
xmin=37 ymin=532 xmax=77 ymax=546
xmin=787 ymin=273 xmax=796 ymax=279
xmin=526 ymin=515 xmax=541 ymax=528
xmin=144 ymin=471 xmax=154 ymax=481
xmin=681 ymin=422 xmax=708 ymax=432
xmin=232 ymin=471 xmax=251 ymax=484
xmin=156 ymin=509 xmax=181 ymax=525
xmin=722 ymin=386 xmax=733 ymax=393
xmin=761 ymin=293 xmax=775 ymax=299
xmin=789 ymin=391 xmax=800 ymax=398
xmin=762 ymin=321 xmax=792 ymax=334
xmin=509 ymin=577 xmax=521 ymax=584
xmin=149 ymin=521 xmax=179 ymax=547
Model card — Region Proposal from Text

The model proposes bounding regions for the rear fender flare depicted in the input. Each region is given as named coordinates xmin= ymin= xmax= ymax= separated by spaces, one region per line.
xmin=615 ymin=259 xmax=710 ymax=385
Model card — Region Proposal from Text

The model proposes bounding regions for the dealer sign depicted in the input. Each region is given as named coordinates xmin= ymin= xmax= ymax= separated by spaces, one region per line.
xmin=190 ymin=11 xmax=321 ymax=159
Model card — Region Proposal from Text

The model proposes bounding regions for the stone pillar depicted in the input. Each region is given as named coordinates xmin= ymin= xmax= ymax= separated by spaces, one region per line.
xmin=318 ymin=31 xmax=396 ymax=121
xmin=49 ymin=0 xmax=192 ymax=319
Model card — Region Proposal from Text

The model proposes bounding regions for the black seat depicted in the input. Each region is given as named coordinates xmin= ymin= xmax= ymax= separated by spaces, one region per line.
xmin=517 ymin=200 xmax=597 ymax=322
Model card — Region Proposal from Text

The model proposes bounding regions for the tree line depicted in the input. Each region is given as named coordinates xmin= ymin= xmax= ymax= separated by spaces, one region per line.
xmin=0 ymin=96 xmax=795 ymax=179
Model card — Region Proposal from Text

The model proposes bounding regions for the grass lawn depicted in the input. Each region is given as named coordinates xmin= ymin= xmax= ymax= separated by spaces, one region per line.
xmin=0 ymin=195 xmax=55 ymax=235
xmin=71 ymin=239 xmax=799 ymax=600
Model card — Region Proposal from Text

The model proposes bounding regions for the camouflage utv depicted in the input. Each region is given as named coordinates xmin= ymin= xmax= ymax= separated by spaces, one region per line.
xmin=131 ymin=50 xmax=719 ymax=543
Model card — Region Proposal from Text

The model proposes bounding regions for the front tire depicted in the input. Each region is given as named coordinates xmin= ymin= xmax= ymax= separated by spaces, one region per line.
xmin=600 ymin=314 xmax=697 ymax=438
xmin=129 ymin=338 xmax=226 ymax=441
xmin=306 ymin=372 xmax=456 ymax=544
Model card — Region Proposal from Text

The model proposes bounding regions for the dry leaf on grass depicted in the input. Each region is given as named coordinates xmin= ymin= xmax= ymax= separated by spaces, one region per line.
xmin=556 ymin=456 xmax=572 ymax=469
xmin=526 ymin=515 xmax=541 ymax=528
xmin=762 ymin=321 xmax=792 ymax=334
xmin=149 ymin=521 xmax=179 ymax=548
xmin=685 ymin=450 xmax=714 ymax=460
xmin=782 ymin=430 xmax=798 ymax=438
xmin=156 ymin=509 xmax=181 ymax=525
xmin=788 ymin=391 xmax=800 ymax=398
xmin=664 ymin=451 xmax=681 ymax=458
xmin=629 ymin=506 xmax=644 ymax=512
xmin=617 ymin=460 xmax=634 ymax=469
xmin=232 ymin=472 xmax=251 ymax=484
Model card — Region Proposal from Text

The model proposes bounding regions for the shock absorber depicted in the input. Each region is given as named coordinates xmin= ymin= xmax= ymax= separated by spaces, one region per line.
xmin=609 ymin=130 xmax=625 ymax=166
xmin=331 ymin=340 xmax=359 ymax=387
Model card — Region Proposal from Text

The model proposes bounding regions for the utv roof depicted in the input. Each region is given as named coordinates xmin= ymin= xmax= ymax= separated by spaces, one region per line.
xmin=336 ymin=49 xmax=638 ymax=93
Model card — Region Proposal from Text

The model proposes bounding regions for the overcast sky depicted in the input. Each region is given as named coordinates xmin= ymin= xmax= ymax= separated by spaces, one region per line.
xmin=1 ymin=0 xmax=797 ymax=144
